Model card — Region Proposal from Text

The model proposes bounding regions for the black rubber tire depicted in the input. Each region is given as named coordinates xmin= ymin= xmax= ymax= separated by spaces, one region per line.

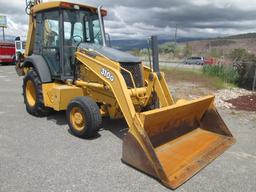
xmin=66 ymin=96 xmax=102 ymax=138
xmin=23 ymin=69 xmax=52 ymax=117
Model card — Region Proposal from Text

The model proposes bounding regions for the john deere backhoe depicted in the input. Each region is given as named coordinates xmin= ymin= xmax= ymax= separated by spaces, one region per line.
xmin=16 ymin=0 xmax=235 ymax=189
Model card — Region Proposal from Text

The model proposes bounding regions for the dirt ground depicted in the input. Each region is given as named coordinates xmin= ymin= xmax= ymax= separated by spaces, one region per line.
xmin=226 ymin=94 xmax=256 ymax=111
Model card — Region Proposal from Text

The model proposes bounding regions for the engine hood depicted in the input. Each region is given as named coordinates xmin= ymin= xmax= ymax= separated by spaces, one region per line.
xmin=79 ymin=43 xmax=141 ymax=63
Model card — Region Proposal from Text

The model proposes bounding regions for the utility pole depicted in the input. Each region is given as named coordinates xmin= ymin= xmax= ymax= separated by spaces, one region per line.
xmin=174 ymin=24 xmax=178 ymax=45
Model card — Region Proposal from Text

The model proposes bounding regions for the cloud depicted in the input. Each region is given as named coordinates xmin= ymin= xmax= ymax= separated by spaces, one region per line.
xmin=0 ymin=0 xmax=256 ymax=40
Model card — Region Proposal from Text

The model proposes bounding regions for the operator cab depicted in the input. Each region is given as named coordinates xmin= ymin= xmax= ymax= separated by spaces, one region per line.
xmin=32 ymin=2 xmax=106 ymax=80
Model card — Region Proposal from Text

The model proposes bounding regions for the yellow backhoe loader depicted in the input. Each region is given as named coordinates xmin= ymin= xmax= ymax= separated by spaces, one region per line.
xmin=16 ymin=1 xmax=235 ymax=189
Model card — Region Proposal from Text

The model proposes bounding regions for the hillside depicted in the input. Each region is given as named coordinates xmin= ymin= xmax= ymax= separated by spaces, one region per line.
xmin=183 ymin=36 xmax=256 ymax=56
xmin=111 ymin=37 xmax=204 ymax=51
xmin=225 ymin=33 xmax=256 ymax=39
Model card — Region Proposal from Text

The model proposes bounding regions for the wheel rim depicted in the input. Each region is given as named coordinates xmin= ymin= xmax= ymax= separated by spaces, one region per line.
xmin=70 ymin=107 xmax=86 ymax=131
xmin=26 ymin=80 xmax=36 ymax=107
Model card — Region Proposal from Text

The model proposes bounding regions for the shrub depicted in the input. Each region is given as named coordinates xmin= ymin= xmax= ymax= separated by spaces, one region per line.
xmin=229 ymin=49 xmax=256 ymax=89
xmin=202 ymin=64 xmax=239 ymax=84
xmin=159 ymin=43 xmax=176 ymax=54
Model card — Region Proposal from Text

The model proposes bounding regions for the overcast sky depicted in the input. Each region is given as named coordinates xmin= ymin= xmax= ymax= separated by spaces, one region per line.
xmin=0 ymin=0 xmax=256 ymax=40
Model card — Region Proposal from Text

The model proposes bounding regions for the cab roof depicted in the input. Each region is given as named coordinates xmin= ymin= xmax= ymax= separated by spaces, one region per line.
xmin=32 ymin=1 xmax=107 ymax=16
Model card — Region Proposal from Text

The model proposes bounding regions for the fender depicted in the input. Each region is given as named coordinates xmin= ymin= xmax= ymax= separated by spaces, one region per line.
xmin=22 ymin=54 xmax=52 ymax=83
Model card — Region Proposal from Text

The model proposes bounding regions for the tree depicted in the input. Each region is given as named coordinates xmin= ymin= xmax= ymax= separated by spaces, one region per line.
xmin=159 ymin=43 xmax=176 ymax=54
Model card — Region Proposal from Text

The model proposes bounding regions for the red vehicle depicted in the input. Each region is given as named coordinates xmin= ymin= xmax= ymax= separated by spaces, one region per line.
xmin=204 ymin=57 xmax=217 ymax=65
xmin=0 ymin=41 xmax=15 ymax=64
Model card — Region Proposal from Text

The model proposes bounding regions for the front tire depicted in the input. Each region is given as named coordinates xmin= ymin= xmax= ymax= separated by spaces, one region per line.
xmin=23 ymin=69 xmax=52 ymax=117
xmin=67 ymin=97 xmax=102 ymax=138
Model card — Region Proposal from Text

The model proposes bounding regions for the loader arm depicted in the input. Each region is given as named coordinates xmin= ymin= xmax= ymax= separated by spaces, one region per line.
xmin=75 ymin=50 xmax=167 ymax=178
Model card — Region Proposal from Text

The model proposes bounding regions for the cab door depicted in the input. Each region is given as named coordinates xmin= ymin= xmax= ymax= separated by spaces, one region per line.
xmin=41 ymin=10 xmax=61 ymax=78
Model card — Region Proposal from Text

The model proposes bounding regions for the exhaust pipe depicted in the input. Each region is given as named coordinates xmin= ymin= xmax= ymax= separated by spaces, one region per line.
xmin=151 ymin=36 xmax=160 ymax=78
xmin=97 ymin=5 xmax=107 ymax=47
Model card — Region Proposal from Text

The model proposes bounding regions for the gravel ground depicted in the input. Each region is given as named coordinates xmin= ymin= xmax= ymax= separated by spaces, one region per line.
xmin=170 ymin=80 xmax=256 ymax=110
xmin=0 ymin=65 xmax=256 ymax=192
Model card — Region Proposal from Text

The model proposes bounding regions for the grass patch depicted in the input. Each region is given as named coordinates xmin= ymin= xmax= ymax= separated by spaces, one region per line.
xmin=162 ymin=66 xmax=236 ymax=90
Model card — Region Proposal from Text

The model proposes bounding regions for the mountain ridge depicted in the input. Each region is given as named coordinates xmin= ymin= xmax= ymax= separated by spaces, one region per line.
xmin=111 ymin=33 xmax=256 ymax=51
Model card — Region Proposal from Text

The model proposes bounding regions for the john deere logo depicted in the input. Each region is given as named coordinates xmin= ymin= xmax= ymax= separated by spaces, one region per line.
xmin=101 ymin=68 xmax=114 ymax=82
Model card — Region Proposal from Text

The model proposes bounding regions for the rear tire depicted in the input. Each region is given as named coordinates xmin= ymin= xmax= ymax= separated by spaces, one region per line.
xmin=23 ymin=69 xmax=52 ymax=117
xmin=67 ymin=97 xmax=102 ymax=138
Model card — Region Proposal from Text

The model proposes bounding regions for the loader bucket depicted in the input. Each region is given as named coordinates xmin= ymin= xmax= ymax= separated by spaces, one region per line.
xmin=122 ymin=96 xmax=235 ymax=189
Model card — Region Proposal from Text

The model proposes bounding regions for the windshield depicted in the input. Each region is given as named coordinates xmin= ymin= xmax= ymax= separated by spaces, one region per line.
xmin=61 ymin=9 xmax=105 ymax=76
xmin=63 ymin=9 xmax=103 ymax=45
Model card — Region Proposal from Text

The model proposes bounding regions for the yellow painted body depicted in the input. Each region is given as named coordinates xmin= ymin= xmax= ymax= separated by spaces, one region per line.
xmin=20 ymin=1 xmax=235 ymax=189
xmin=42 ymin=83 xmax=83 ymax=111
